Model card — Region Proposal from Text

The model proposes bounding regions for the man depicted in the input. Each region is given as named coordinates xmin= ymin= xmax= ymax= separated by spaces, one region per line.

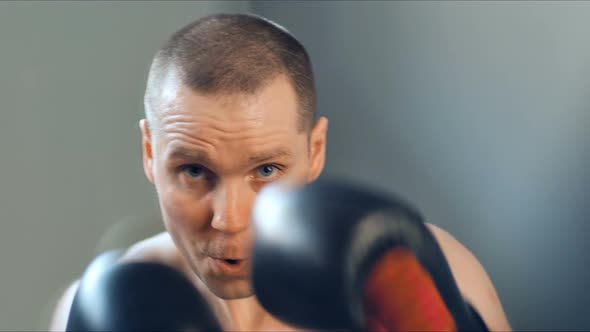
xmin=51 ymin=13 xmax=512 ymax=331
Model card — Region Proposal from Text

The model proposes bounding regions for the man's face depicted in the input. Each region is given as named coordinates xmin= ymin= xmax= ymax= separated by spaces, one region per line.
xmin=140 ymin=74 xmax=327 ymax=299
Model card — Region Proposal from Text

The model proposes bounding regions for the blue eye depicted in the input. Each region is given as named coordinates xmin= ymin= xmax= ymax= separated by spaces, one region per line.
xmin=183 ymin=165 xmax=205 ymax=178
xmin=257 ymin=164 xmax=277 ymax=178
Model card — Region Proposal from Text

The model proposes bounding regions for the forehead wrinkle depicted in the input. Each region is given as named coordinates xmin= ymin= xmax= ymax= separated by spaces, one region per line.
xmin=159 ymin=105 xmax=269 ymax=132
xmin=158 ymin=122 xmax=217 ymax=153
xmin=159 ymin=114 xmax=292 ymax=151
xmin=159 ymin=116 xmax=292 ymax=153
xmin=169 ymin=119 xmax=291 ymax=147
xmin=163 ymin=133 xmax=218 ymax=156
xmin=163 ymin=129 xmax=295 ymax=168
xmin=230 ymin=130 xmax=290 ymax=148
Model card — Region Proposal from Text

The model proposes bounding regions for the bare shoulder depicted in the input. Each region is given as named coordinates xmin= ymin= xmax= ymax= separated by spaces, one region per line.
xmin=49 ymin=280 xmax=80 ymax=331
xmin=121 ymin=231 xmax=184 ymax=269
xmin=426 ymin=223 xmax=512 ymax=331
xmin=49 ymin=232 xmax=184 ymax=331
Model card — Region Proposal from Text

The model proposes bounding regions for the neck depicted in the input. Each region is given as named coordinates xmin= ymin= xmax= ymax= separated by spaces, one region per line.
xmin=216 ymin=296 xmax=271 ymax=331
xmin=189 ymin=274 xmax=290 ymax=331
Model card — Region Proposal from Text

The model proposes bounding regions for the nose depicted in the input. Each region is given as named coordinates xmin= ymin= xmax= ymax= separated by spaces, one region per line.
xmin=210 ymin=179 xmax=252 ymax=234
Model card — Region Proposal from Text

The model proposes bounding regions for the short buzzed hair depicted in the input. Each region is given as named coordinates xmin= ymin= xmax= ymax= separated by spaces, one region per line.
xmin=144 ymin=13 xmax=316 ymax=133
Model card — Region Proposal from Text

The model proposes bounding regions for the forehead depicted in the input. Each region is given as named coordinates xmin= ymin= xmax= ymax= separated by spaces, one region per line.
xmin=156 ymin=74 xmax=300 ymax=134
xmin=152 ymin=75 xmax=307 ymax=167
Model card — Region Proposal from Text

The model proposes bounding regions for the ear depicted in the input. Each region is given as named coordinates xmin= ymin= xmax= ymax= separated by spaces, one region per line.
xmin=139 ymin=119 xmax=155 ymax=184
xmin=307 ymin=116 xmax=328 ymax=183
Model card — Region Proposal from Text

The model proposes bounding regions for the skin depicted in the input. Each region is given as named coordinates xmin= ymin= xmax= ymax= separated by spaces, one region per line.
xmin=50 ymin=73 xmax=512 ymax=331
xmin=142 ymin=72 xmax=326 ymax=330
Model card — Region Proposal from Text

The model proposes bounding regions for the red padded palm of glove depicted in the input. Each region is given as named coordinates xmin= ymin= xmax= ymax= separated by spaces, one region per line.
xmin=363 ymin=248 xmax=457 ymax=332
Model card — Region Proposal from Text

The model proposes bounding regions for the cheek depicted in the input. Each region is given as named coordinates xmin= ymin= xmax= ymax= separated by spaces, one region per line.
xmin=159 ymin=188 xmax=212 ymax=233
xmin=152 ymin=156 xmax=211 ymax=231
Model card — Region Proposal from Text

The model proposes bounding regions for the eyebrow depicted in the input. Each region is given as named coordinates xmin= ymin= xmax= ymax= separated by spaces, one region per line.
xmin=167 ymin=147 xmax=213 ymax=165
xmin=248 ymin=148 xmax=294 ymax=164
xmin=166 ymin=146 xmax=294 ymax=167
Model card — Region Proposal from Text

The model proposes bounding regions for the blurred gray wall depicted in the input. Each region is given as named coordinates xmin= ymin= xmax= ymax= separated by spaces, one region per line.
xmin=0 ymin=2 xmax=250 ymax=330
xmin=253 ymin=1 xmax=590 ymax=330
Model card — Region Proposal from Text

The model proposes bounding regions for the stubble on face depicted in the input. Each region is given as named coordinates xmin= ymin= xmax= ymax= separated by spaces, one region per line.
xmin=147 ymin=74 xmax=312 ymax=299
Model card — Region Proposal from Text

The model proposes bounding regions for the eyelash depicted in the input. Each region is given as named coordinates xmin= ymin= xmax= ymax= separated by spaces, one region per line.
xmin=179 ymin=164 xmax=209 ymax=180
xmin=178 ymin=164 xmax=285 ymax=181
xmin=255 ymin=164 xmax=283 ymax=179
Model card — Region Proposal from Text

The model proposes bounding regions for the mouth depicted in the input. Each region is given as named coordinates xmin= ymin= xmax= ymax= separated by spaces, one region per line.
xmin=207 ymin=256 xmax=250 ymax=277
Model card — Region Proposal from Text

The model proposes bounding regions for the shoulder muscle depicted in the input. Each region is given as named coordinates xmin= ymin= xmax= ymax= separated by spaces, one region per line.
xmin=426 ymin=223 xmax=512 ymax=331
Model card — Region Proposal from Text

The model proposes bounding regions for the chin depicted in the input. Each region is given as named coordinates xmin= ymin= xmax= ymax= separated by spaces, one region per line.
xmin=206 ymin=278 xmax=254 ymax=300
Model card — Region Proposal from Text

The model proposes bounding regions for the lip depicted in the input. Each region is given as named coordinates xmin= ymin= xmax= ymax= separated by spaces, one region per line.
xmin=207 ymin=257 xmax=250 ymax=277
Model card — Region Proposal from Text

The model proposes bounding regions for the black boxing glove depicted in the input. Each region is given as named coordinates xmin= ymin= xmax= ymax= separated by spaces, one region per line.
xmin=252 ymin=178 xmax=488 ymax=331
xmin=66 ymin=250 xmax=221 ymax=331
